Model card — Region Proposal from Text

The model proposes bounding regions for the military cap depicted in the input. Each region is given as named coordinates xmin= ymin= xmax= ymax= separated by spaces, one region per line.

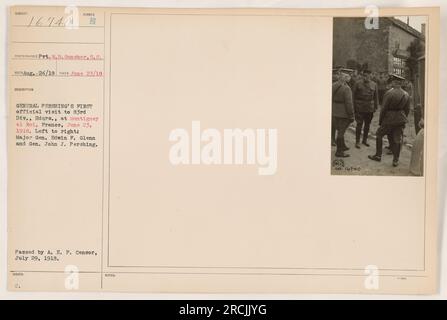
xmin=340 ymin=68 xmax=354 ymax=74
xmin=389 ymin=74 xmax=406 ymax=81
xmin=387 ymin=74 xmax=406 ymax=84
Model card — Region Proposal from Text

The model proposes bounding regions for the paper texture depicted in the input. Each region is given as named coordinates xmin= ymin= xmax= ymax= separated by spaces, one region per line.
xmin=7 ymin=6 xmax=440 ymax=293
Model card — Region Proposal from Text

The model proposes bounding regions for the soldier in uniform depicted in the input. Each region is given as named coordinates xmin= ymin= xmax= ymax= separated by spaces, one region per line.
xmin=352 ymin=69 xmax=379 ymax=149
xmin=368 ymin=74 xmax=410 ymax=167
xmin=331 ymin=72 xmax=354 ymax=157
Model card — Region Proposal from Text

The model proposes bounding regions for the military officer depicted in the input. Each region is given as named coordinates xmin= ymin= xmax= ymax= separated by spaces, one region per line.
xmin=331 ymin=72 xmax=354 ymax=157
xmin=368 ymin=74 xmax=411 ymax=167
xmin=352 ymin=69 xmax=379 ymax=149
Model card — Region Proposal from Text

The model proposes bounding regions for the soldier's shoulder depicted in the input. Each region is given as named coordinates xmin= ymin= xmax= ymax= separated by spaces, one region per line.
xmin=383 ymin=88 xmax=395 ymax=97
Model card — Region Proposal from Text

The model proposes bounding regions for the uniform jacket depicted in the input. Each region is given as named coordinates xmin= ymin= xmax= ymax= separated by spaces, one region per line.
xmin=379 ymin=88 xmax=410 ymax=126
xmin=332 ymin=82 xmax=354 ymax=119
xmin=352 ymin=79 xmax=379 ymax=113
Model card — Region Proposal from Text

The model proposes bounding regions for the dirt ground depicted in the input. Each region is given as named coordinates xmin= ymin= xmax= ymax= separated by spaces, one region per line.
xmin=331 ymin=110 xmax=419 ymax=176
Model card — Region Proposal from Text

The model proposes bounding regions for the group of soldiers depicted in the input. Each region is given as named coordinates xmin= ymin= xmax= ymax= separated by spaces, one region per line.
xmin=331 ymin=68 xmax=419 ymax=168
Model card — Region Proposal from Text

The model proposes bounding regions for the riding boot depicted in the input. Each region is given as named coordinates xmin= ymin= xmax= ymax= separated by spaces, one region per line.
xmin=375 ymin=134 xmax=383 ymax=157
xmin=355 ymin=122 xmax=362 ymax=144
xmin=392 ymin=143 xmax=401 ymax=162
xmin=335 ymin=137 xmax=349 ymax=157
xmin=363 ymin=126 xmax=370 ymax=146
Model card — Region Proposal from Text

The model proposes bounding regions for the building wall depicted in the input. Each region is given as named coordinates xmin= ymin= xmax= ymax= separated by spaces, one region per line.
xmin=333 ymin=18 xmax=391 ymax=72
xmin=333 ymin=18 xmax=422 ymax=75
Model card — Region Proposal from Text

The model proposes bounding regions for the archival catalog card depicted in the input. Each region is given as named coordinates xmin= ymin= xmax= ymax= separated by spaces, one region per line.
xmin=7 ymin=6 xmax=440 ymax=294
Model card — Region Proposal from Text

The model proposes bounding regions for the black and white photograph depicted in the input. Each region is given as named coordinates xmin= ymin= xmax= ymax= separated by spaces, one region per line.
xmin=331 ymin=16 xmax=426 ymax=176
xmin=2 ymin=2 xmax=445 ymax=299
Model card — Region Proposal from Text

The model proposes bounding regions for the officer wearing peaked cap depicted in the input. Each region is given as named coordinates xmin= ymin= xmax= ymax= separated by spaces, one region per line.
xmin=331 ymin=72 xmax=354 ymax=157
xmin=352 ymin=69 xmax=379 ymax=149
xmin=368 ymin=74 xmax=411 ymax=167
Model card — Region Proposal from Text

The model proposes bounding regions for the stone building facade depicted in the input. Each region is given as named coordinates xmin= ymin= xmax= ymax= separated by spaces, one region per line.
xmin=333 ymin=17 xmax=425 ymax=77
